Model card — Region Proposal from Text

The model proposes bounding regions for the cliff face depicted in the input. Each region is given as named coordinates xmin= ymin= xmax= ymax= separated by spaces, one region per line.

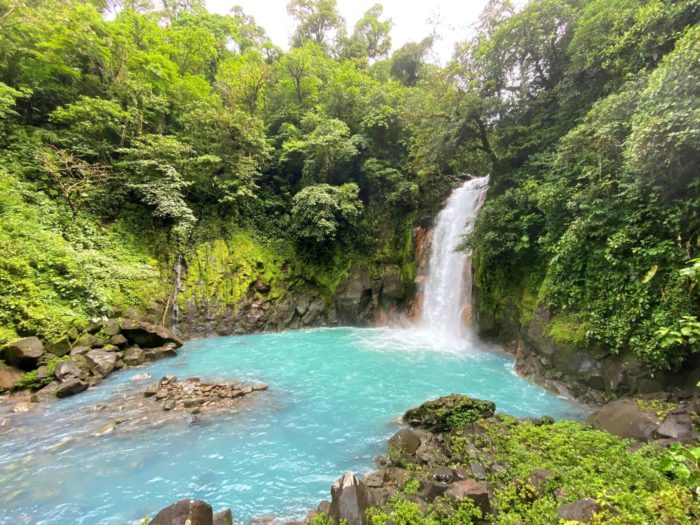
xmin=171 ymin=226 xmax=432 ymax=338
xmin=473 ymin=285 xmax=700 ymax=404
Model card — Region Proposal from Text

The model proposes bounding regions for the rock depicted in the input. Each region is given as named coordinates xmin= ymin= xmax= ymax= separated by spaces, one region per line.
xmin=110 ymin=334 xmax=128 ymax=346
xmin=213 ymin=509 xmax=233 ymax=525
xmin=163 ymin=400 xmax=176 ymax=411
xmin=85 ymin=350 xmax=117 ymax=378
xmin=363 ymin=470 xmax=385 ymax=488
xmin=329 ymin=472 xmax=374 ymax=525
xmin=335 ymin=265 xmax=373 ymax=326
xmin=123 ymin=346 xmax=146 ymax=366
xmin=101 ymin=344 xmax=120 ymax=352
xmin=432 ymin=466 xmax=454 ymax=483
xmin=2 ymin=337 xmax=44 ymax=370
xmin=418 ymin=480 xmax=450 ymax=501
xmin=379 ymin=267 xmax=405 ymax=301
xmin=75 ymin=333 xmax=100 ymax=348
xmin=56 ymin=378 xmax=88 ymax=398
xmin=557 ymin=498 xmax=600 ymax=522
xmin=149 ymin=499 xmax=213 ymax=525
xmin=144 ymin=344 xmax=178 ymax=361
xmin=587 ymin=399 xmax=660 ymax=441
xmin=443 ymin=479 xmax=491 ymax=515
xmin=388 ymin=428 xmax=422 ymax=455
xmin=529 ymin=469 xmax=553 ymax=495
xmin=656 ymin=414 xmax=695 ymax=441
xmin=47 ymin=336 xmax=71 ymax=357
xmin=403 ymin=394 xmax=496 ymax=432
xmin=103 ymin=319 xmax=121 ymax=336
xmin=317 ymin=501 xmax=331 ymax=515
xmin=35 ymin=365 xmax=50 ymax=381
xmin=469 ymin=462 xmax=486 ymax=480
xmin=120 ymin=319 xmax=184 ymax=348
xmin=0 ymin=363 xmax=23 ymax=390
xmin=69 ymin=346 xmax=90 ymax=357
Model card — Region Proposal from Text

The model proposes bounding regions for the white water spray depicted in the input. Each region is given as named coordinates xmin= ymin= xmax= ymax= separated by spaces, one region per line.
xmin=419 ymin=176 xmax=490 ymax=341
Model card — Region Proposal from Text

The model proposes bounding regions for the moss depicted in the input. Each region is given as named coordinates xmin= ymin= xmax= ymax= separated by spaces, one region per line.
xmin=548 ymin=313 xmax=589 ymax=347
xmin=637 ymin=398 xmax=678 ymax=419
xmin=12 ymin=355 xmax=69 ymax=391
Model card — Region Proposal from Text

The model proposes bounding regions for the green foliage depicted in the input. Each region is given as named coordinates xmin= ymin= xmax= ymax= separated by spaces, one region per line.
xmin=290 ymin=183 xmax=363 ymax=249
xmin=0 ymin=169 xmax=164 ymax=343
xmin=660 ymin=444 xmax=700 ymax=496
xmin=13 ymin=355 xmax=69 ymax=391
xmin=401 ymin=478 xmax=420 ymax=496
xmin=367 ymin=496 xmax=483 ymax=525
xmin=467 ymin=0 xmax=700 ymax=371
xmin=450 ymin=419 xmax=697 ymax=524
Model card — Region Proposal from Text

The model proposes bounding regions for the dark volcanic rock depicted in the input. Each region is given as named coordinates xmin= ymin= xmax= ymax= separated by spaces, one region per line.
xmin=85 ymin=350 xmax=117 ymax=378
xmin=443 ymin=479 xmax=491 ymax=515
xmin=2 ymin=337 xmax=44 ymax=370
xmin=56 ymin=378 xmax=88 ymax=398
xmin=142 ymin=376 xmax=268 ymax=414
xmin=403 ymin=394 xmax=496 ymax=432
xmin=212 ymin=509 xmax=233 ymax=525
xmin=557 ymin=498 xmax=600 ymax=522
xmin=388 ymin=428 xmax=421 ymax=455
xmin=121 ymin=319 xmax=184 ymax=348
xmin=329 ymin=472 xmax=374 ymax=525
xmin=149 ymin=499 xmax=213 ymax=525
xmin=123 ymin=346 xmax=146 ymax=366
xmin=587 ymin=399 xmax=659 ymax=441
xmin=0 ymin=363 xmax=23 ymax=390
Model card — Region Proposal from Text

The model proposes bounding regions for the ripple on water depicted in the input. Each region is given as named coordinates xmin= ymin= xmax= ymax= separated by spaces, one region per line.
xmin=0 ymin=327 xmax=585 ymax=524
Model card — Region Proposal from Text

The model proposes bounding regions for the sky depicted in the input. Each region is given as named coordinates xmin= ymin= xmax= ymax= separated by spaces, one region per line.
xmin=205 ymin=0 xmax=494 ymax=63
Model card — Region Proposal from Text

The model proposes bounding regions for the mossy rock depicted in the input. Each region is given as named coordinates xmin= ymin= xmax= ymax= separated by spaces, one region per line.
xmin=403 ymin=394 xmax=496 ymax=432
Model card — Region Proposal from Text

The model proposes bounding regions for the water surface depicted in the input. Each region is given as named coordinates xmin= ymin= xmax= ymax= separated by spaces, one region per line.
xmin=0 ymin=327 xmax=584 ymax=524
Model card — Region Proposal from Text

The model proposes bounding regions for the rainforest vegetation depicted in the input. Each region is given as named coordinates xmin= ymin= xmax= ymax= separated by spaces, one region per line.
xmin=0 ymin=0 xmax=698 ymax=374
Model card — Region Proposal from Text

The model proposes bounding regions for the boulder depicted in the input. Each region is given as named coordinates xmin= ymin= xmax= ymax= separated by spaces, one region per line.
xmin=69 ymin=346 xmax=90 ymax=357
xmin=0 ymin=363 xmax=23 ymax=390
xmin=403 ymin=394 xmax=496 ymax=432
xmin=103 ymin=319 xmax=121 ymax=336
xmin=54 ymin=361 xmax=83 ymax=381
xmin=121 ymin=319 xmax=184 ymax=348
xmin=587 ymin=399 xmax=659 ymax=441
xmin=56 ymin=378 xmax=88 ymax=398
xmin=110 ymin=334 xmax=128 ymax=346
xmin=75 ymin=333 xmax=100 ymax=348
xmin=388 ymin=429 xmax=421 ymax=455
xmin=123 ymin=346 xmax=146 ymax=366
xmin=144 ymin=343 xmax=178 ymax=361
xmin=149 ymin=499 xmax=213 ymax=525
xmin=443 ymin=479 xmax=491 ymax=515
xmin=85 ymin=350 xmax=117 ymax=378
xmin=557 ymin=498 xmax=600 ymax=522
xmin=213 ymin=509 xmax=233 ymax=525
xmin=47 ymin=336 xmax=71 ymax=357
xmin=329 ymin=472 xmax=374 ymax=525
xmin=656 ymin=413 xmax=695 ymax=441
xmin=2 ymin=337 xmax=44 ymax=370
xmin=529 ymin=469 xmax=554 ymax=495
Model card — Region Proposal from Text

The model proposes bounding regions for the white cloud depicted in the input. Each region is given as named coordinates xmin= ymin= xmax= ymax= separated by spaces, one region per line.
xmin=205 ymin=0 xmax=493 ymax=63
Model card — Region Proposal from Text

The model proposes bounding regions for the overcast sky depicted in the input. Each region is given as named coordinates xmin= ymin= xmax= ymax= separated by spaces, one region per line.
xmin=205 ymin=0 xmax=494 ymax=63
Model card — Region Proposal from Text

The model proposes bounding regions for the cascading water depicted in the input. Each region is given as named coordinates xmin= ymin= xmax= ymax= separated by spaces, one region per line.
xmin=419 ymin=176 xmax=490 ymax=341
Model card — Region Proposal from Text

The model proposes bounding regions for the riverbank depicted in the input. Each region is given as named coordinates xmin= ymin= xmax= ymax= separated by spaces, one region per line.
xmin=147 ymin=394 xmax=699 ymax=525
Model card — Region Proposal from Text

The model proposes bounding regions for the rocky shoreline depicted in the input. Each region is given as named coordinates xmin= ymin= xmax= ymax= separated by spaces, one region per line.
xmin=144 ymin=393 xmax=699 ymax=525
xmin=0 ymin=317 xmax=185 ymax=407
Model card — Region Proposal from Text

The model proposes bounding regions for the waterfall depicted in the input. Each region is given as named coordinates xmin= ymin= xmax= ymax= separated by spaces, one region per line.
xmin=419 ymin=176 xmax=490 ymax=341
